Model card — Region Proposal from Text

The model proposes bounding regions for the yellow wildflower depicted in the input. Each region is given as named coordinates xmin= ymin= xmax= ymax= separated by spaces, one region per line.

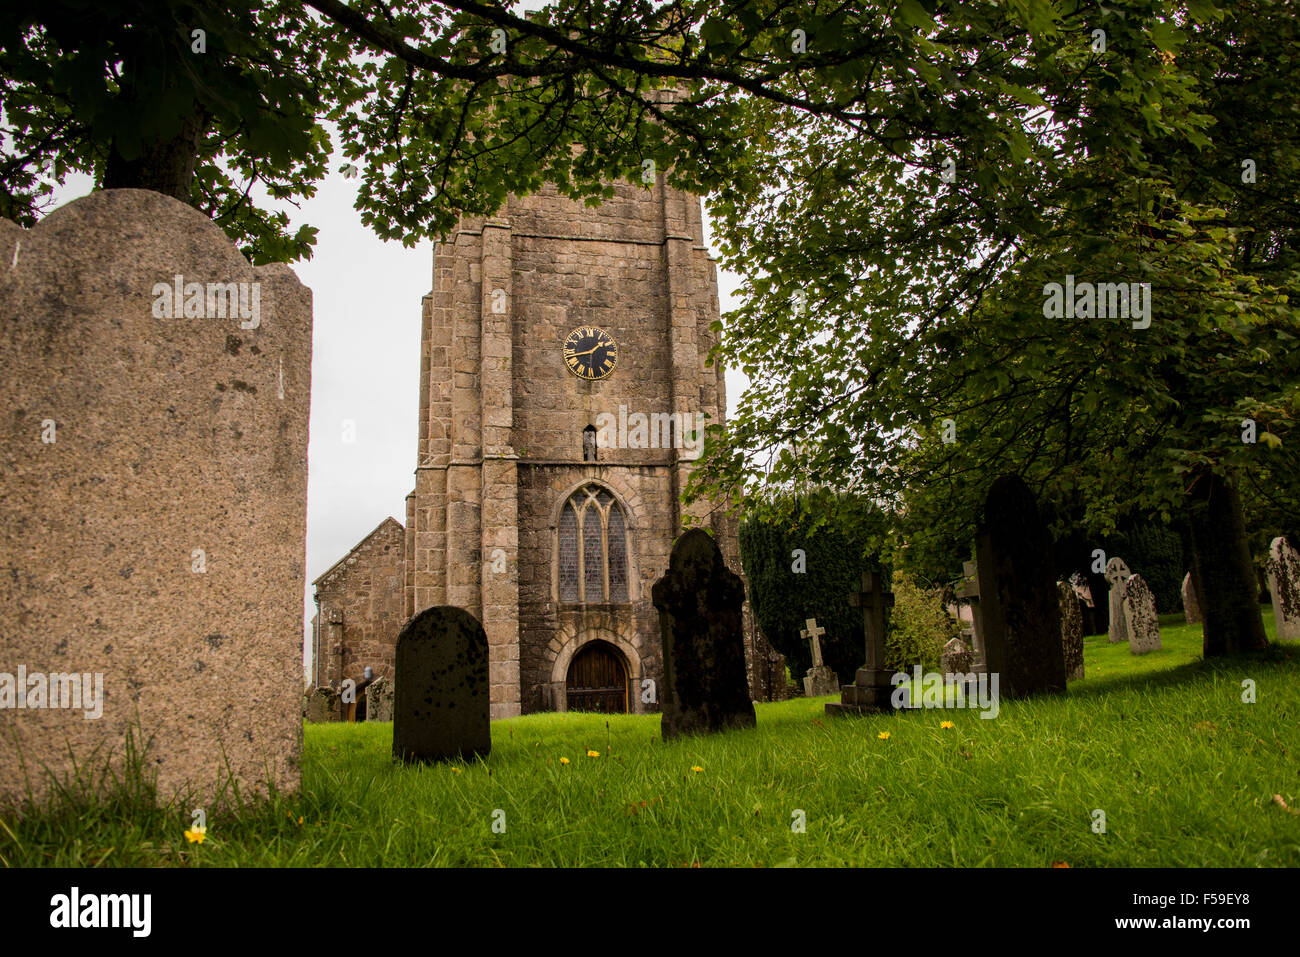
xmin=560 ymin=757 xmax=570 ymax=765
xmin=941 ymin=721 xmax=955 ymax=730
xmin=587 ymin=749 xmax=600 ymax=758
xmin=691 ymin=766 xmax=703 ymax=773
xmin=877 ymin=731 xmax=891 ymax=740
xmin=184 ymin=825 xmax=206 ymax=844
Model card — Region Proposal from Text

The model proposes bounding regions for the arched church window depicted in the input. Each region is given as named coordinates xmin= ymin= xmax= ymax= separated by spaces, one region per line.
xmin=556 ymin=484 xmax=631 ymax=604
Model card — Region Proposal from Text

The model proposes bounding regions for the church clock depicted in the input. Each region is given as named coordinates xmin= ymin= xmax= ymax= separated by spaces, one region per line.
xmin=562 ymin=326 xmax=618 ymax=380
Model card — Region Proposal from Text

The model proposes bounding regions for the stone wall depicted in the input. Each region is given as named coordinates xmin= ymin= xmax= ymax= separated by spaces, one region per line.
xmin=313 ymin=517 xmax=406 ymax=688
xmin=0 ymin=189 xmax=310 ymax=807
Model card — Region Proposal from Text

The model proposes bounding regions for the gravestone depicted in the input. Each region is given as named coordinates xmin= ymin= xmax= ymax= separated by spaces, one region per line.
xmin=1057 ymin=581 xmax=1085 ymax=681
xmin=1105 ymin=557 xmax=1132 ymax=643
xmin=1267 ymin=537 xmax=1300 ymax=640
xmin=1122 ymin=574 xmax=1162 ymax=653
xmin=653 ymin=529 xmax=756 ymax=740
xmin=366 ymin=674 xmax=394 ymax=722
xmin=941 ymin=636 xmax=973 ymax=676
xmin=955 ymin=560 xmax=987 ymax=670
xmin=800 ymin=618 xmax=840 ymax=697
xmin=972 ymin=475 xmax=1066 ymax=698
xmin=826 ymin=569 xmax=897 ymax=716
xmin=306 ymin=687 xmax=341 ymax=723
xmin=1181 ymin=572 xmax=1202 ymax=625
xmin=392 ymin=606 xmax=491 ymax=762
xmin=0 ymin=189 xmax=311 ymax=807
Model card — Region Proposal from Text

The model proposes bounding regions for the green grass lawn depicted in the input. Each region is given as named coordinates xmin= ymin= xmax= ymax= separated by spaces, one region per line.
xmin=4 ymin=612 xmax=1298 ymax=867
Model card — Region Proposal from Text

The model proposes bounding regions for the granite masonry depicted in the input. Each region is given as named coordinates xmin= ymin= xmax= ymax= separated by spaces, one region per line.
xmin=0 ymin=189 xmax=311 ymax=807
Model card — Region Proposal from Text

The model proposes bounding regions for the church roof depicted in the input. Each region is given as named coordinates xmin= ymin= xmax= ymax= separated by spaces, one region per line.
xmin=312 ymin=516 xmax=405 ymax=587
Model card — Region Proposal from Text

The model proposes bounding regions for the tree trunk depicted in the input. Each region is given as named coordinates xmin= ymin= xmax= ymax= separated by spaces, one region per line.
xmin=1184 ymin=469 xmax=1268 ymax=656
xmin=103 ymin=108 xmax=206 ymax=204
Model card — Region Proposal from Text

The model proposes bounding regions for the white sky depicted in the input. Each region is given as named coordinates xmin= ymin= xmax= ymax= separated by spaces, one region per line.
xmin=48 ymin=167 xmax=747 ymax=679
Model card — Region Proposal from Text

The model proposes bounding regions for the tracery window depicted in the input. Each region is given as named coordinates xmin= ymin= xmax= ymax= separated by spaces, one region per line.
xmin=557 ymin=484 xmax=630 ymax=603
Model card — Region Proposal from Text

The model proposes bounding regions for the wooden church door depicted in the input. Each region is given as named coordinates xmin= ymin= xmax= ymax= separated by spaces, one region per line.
xmin=565 ymin=641 xmax=628 ymax=713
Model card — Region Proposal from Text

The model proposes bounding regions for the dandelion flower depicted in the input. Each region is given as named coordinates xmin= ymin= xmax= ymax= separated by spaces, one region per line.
xmin=587 ymin=749 xmax=600 ymax=758
xmin=560 ymin=757 xmax=570 ymax=765
xmin=1052 ymin=861 xmax=1070 ymax=868
xmin=184 ymin=825 xmax=206 ymax=844
xmin=691 ymin=766 xmax=703 ymax=773
xmin=450 ymin=767 xmax=463 ymax=773
xmin=941 ymin=721 xmax=955 ymax=730
xmin=877 ymin=731 xmax=891 ymax=740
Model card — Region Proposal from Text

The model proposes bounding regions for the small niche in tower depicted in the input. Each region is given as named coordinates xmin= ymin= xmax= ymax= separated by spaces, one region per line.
xmin=582 ymin=424 xmax=597 ymax=462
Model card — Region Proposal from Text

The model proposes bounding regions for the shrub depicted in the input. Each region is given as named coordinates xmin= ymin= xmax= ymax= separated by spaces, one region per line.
xmin=738 ymin=515 xmax=880 ymax=685
xmin=885 ymin=572 xmax=964 ymax=673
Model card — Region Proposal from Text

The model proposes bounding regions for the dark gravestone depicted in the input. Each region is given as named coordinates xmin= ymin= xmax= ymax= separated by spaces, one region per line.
xmin=392 ymin=606 xmax=491 ymax=763
xmin=975 ymin=476 xmax=1067 ymax=698
xmin=825 ymin=569 xmax=897 ymax=716
xmin=653 ymin=529 xmax=756 ymax=740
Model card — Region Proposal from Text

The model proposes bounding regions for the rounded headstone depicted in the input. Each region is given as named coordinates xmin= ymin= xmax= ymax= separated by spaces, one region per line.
xmin=392 ymin=606 xmax=491 ymax=763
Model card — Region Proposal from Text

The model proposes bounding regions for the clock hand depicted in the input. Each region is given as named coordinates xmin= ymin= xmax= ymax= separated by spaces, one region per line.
xmin=569 ymin=345 xmax=601 ymax=357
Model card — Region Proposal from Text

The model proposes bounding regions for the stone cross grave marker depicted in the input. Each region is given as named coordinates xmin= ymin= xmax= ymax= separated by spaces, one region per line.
xmin=1267 ymin=537 xmax=1300 ymax=640
xmin=392 ymin=606 xmax=491 ymax=762
xmin=1105 ymin=557 xmax=1132 ymax=643
xmin=1181 ymin=572 xmax=1202 ymax=625
xmin=955 ymin=559 xmax=988 ymax=670
xmin=1122 ymin=574 xmax=1162 ymax=654
xmin=974 ymin=475 xmax=1067 ymax=698
xmin=826 ymin=569 xmax=897 ymax=716
xmin=800 ymin=617 xmax=840 ymax=697
xmin=652 ymin=529 xmax=757 ymax=740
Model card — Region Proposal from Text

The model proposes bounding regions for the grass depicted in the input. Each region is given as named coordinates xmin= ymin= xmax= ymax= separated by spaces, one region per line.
xmin=3 ymin=611 xmax=1298 ymax=867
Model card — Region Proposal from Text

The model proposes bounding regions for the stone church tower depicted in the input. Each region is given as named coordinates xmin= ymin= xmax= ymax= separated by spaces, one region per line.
xmin=402 ymin=177 xmax=753 ymax=719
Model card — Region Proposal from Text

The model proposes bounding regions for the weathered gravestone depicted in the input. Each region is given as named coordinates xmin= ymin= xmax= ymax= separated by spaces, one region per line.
xmin=392 ymin=606 xmax=491 ymax=762
xmin=0 ymin=189 xmax=311 ymax=808
xmin=826 ymin=569 xmax=897 ymax=716
xmin=306 ymin=687 xmax=341 ymax=723
xmin=653 ymin=530 xmax=756 ymax=740
xmin=1267 ymin=537 xmax=1300 ymax=641
xmin=1181 ymin=572 xmax=1202 ymax=625
xmin=941 ymin=636 xmax=973 ymax=676
xmin=800 ymin=618 xmax=840 ymax=697
xmin=1057 ymin=581 xmax=1085 ymax=681
xmin=1105 ymin=557 xmax=1132 ymax=643
xmin=973 ymin=476 xmax=1066 ymax=698
xmin=954 ymin=560 xmax=987 ymax=670
xmin=1122 ymin=574 xmax=1162 ymax=654
xmin=365 ymin=674 xmax=394 ymax=722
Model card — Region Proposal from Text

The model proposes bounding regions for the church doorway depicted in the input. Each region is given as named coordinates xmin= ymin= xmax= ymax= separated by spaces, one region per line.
xmin=565 ymin=640 xmax=629 ymax=713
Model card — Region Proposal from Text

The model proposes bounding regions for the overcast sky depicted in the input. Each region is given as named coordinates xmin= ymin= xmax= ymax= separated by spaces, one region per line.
xmin=51 ymin=163 xmax=748 ymax=679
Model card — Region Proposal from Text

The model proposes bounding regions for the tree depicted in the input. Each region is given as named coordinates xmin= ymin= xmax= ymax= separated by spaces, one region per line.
xmin=2 ymin=0 xmax=944 ymax=260
xmin=688 ymin=0 xmax=1298 ymax=658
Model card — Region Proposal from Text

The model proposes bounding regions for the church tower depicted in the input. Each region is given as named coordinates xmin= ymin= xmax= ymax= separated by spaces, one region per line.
xmin=404 ymin=177 xmax=746 ymax=719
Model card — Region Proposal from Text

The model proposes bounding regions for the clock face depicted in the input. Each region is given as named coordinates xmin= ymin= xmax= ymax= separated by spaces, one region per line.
xmin=563 ymin=326 xmax=618 ymax=380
